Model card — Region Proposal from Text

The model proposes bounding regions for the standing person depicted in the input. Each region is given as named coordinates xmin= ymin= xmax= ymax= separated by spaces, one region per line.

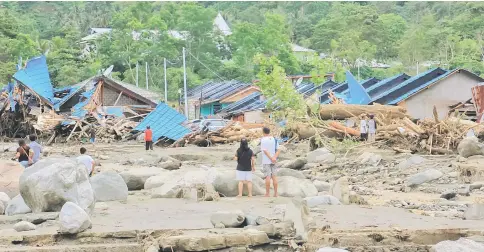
xmin=260 ymin=127 xmax=281 ymax=197
xmin=90 ymin=127 xmax=96 ymax=144
xmin=14 ymin=140 xmax=33 ymax=168
xmin=234 ymin=138 xmax=255 ymax=197
xmin=77 ymin=147 xmax=95 ymax=177
xmin=29 ymin=135 xmax=42 ymax=163
xmin=145 ymin=126 xmax=153 ymax=151
xmin=368 ymin=114 xmax=377 ymax=142
xmin=360 ymin=115 xmax=368 ymax=141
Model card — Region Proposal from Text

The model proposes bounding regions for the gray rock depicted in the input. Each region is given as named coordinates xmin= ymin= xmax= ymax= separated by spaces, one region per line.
xmin=59 ymin=202 xmax=92 ymax=234
xmin=406 ymin=169 xmax=443 ymax=187
xmin=144 ymin=175 xmax=168 ymax=190
xmin=307 ymin=148 xmax=335 ymax=164
xmin=304 ymin=195 xmax=341 ymax=208
xmin=23 ymin=212 xmax=59 ymax=225
xmin=245 ymin=214 xmax=258 ymax=226
xmin=331 ymin=177 xmax=350 ymax=204
xmin=159 ymin=158 xmax=181 ymax=170
xmin=313 ymin=180 xmax=331 ymax=192
xmin=458 ymin=137 xmax=484 ymax=158
xmin=277 ymin=168 xmax=306 ymax=179
xmin=357 ymin=152 xmax=382 ymax=166
xmin=19 ymin=158 xmax=95 ymax=214
xmin=120 ymin=168 xmax=163 ymax=190
xmin=471 ymin=181 xmax=484 ymax=190
xmin=317 ymin=248 xmax=349 ymax=252
xmin=440 ymin=189 xmax=457 ymax=200
xmin=256 ymin=216 xmax=270 ymax=225
xmin=281 ymin=157 xmax=307 ymax=170
xmin=431 ymin=238 xmax=484 ymax=252
xmin=448 ymin=172 xmax=459 ymax=178
xmin=212 ymin=171 xmax=264 ymax=197
xmin=302 ymin=163 xmax=320 ymax=170
xmin=278 ymin=176 xmax=318 ymax=198
xmin=458 ymin=185 xmax=471 ymax=196
xmin=210 ymin=211 xmax=245 ymax=228
xmin=397 ymin=155 xmax=426 ymax=170
xmin=90 ymin=171 xmax=128 ymax=202
xmin=13 ymin=221 xmax=36 ymax=232
xmin=464 ymin=204 xmax=484 ymax=220
xmin=5 ymin=195 xmax=31 ymax=216
xmin=151 ymin=181 xmax=183 ymax=198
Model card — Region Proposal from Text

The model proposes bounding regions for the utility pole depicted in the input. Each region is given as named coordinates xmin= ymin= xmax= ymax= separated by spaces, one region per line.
xmin=145 ymin=62 xmax=149 ymax=90
xmin=416 ymin=61 xmax=420 ymax=75
xmin=182 ymin=47 xmax=188 ymax=117
xmin=164 ymin=58 xmax=167 ymax=103
xmin=136 ymin=62 xmax=139 ymax=87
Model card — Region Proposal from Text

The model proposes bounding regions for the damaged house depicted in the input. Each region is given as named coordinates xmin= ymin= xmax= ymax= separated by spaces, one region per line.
xmin=1 ymin=55 xmax=189 ymax=143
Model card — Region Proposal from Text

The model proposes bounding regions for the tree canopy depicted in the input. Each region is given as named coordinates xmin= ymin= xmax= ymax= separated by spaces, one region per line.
xmin=0 ymin=2 xmax=483 ymax=101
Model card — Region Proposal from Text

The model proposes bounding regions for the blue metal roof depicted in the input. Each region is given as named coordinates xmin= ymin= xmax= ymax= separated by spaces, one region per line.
xmin=345 ymin=71 xmax=371 ymax=105
xmin=218 ymin=92 xmax=261 ymax=115
xmin=387 ymin=69 xmax=455 ymax=105
xmin=13 ymin=55 xmax=55 ymax=105
xmin=134 ymin=103 xmax=190 ymax=141
xmin=105 ymin=107 xmax=124 ymax=117
xmin=372 ymin=68 xmax=448 ymax=105
xmin=187 ymin=80 xmax=251 ymax=102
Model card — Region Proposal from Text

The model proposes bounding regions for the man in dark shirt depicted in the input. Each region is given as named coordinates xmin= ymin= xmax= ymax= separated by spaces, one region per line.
xmin=15 ymin=140 xmax=33 ymax=168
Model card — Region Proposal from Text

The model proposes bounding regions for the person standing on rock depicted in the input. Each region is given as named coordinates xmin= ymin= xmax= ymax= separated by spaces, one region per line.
xmin=29 ymin=135 xmax=42 ymax=164
xmin=77 ymin=147 xmax=95 ymax=177
xmin=14 ymin=140 xmax=33 ymax=168
xmin=234 ymin=138 xmax=255 ymax=197
xmin=261 ymin=127 xmax=280 ymax=197
xmin=145 ymin=126 xmax=153 ymax=151
xmin=368 ymin=114 xmax=377 ymax=142
xmin=360 ymin=115 xmax=368 ymax=141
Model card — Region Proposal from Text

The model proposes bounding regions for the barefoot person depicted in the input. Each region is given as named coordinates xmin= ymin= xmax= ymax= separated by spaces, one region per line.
xmin=234 ymin=138 xmax=255 ymax=197
xmin=261 ymin=127 xmax=280 ymax=197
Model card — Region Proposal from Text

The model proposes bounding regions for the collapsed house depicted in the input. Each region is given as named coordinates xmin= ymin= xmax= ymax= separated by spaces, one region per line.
xmin=0 ymin=55 xmax=189 ymax=143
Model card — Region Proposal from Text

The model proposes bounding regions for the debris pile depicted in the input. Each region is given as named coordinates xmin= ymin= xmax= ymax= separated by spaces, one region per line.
xmin=175 ymin=121 xmax=264 ymax=147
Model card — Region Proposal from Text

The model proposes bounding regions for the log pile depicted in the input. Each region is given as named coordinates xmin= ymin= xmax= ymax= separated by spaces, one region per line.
xmin=173 ymin=122 xmax=264 ymax=147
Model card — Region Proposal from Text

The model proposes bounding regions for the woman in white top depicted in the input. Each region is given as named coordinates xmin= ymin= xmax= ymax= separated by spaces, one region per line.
xmin=360 ymin=115 xmax=368 ymax=141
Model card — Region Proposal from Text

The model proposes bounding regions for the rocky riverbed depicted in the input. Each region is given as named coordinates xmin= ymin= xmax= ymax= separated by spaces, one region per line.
xmin=1 ymin=140 xmax=484 ymax=251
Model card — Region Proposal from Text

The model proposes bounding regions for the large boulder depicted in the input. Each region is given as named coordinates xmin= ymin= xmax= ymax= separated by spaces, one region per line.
xmin=210 ymin=210 xmax=245 ymax=228
xmin=144 ymin=175 xmax=167 ymax=190
xmin=151 ymin=181 xmax=184 ymax=198
xmin=464 ymin=204 xmax=484 ymax=220
xmin=277 ymin=176 xmax=318 ymax=198
xmin=13 ymin=221 xmax=36 ymax=232
xmin=19 ymin=158 xmax=95 ymax=214
xmin=431 ymin=238 xmax=484 ymax=252
xmin=0 ymin=161 xmax=24 ymax=197
xmin=406 ymin=169 xmax=443 ymax=187
xmin=90 ymin=171 xmax=128 ymax=202
xmin=458 ymin=137 xmax=484 ymax=158
xmin=313 ymin=180 xmax=331 ymax=192
xmin=0 ymin=192 xmax=11 ymax=214
xmin=277 ymin=168 xmax=306 ymax=179
xmin=307 ymin=148 xmax=335 ymax=164
xmin=213 ymin=171 xmax=265 ymax=197
xmin=331 ymin=177 xmax=350 ymax=204
xmin=59 ymin=202 xmax=92 ymax=234
xmin=5 ymin=195 xmax=31 ymax=216
xmin=120 ymin=168 xmax=164 ymax=190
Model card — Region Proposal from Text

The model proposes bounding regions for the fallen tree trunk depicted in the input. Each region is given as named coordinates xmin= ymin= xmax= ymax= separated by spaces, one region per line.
xmin=328 ymin=121 xmax=360 ymax=136
xmin=319 ymin=104 xmax=408 ymax=120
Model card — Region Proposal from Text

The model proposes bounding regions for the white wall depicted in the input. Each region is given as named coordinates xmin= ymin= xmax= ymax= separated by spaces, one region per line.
xmin=404 ymin=72 xmax=480 ymax=120
xmin=244 ymin=110 xmax=266 ymax=123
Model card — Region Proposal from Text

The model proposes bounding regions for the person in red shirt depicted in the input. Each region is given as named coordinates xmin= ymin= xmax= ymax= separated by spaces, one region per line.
xmin=145 ymin=126 xmax=153 ymax=151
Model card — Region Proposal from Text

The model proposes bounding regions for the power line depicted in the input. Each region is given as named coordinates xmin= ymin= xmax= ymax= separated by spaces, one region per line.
xmin=186 ymin=49 xmax=227 ymax=82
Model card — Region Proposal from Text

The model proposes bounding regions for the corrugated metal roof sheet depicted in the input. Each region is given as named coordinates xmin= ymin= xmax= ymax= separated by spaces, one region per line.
xmin=366 ymin=73 xmax=411 ymax=99
xmin=372 ymin=68 xmax=448 ymax=105
xmin=218 ymin=92 xmax=261 ymax=115
xmin=345 ymin=71 xmax=371 ymax=105
xmin=13 ymin=55 xmax=55 ymax=105
xmin=104 ymin=77 xmax=161 ymax=105
xmin=188 ymin=80 xmax=251 ymax=103
xmin=134 ymin=103 xmax=190 ymax=141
